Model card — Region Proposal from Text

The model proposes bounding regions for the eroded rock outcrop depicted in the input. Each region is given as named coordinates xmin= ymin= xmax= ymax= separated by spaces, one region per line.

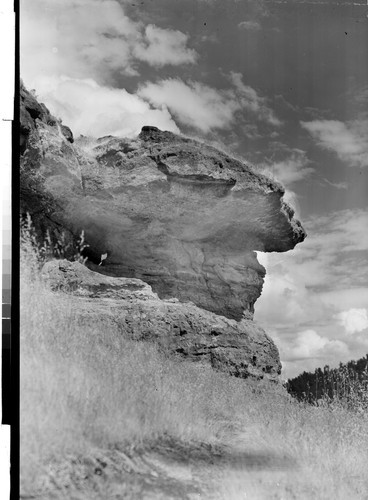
xmin=20 ymin=84 xmax=307 ymax=380
xmin=20 ymin=86 xmax=306 ymax=322
xmin=41 ymin=260 xmax=281 ymax=380
xmin=20 ymin=83 xmax=73 ymax=154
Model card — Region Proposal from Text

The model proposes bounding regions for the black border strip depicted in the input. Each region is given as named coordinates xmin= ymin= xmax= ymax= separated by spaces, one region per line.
xmin=10 ymin=0 xmax=20 ymax=498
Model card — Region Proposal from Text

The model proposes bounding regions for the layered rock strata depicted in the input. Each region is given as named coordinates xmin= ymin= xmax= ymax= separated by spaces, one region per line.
xmin=41 ymin=260 xmax=282 ymax=380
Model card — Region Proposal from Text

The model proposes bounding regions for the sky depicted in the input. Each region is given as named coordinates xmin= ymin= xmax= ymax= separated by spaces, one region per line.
xmin=20 ymin=0 xmax=368 ymax=379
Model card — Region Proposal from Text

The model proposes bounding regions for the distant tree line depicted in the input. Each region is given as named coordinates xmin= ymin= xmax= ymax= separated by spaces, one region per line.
xmin=286 ymin=354 xmax=368 ymax=410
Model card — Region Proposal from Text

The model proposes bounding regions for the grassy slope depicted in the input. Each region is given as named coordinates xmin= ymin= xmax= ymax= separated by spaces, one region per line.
xmin=20 ymin=245 xmax=368 ymax=499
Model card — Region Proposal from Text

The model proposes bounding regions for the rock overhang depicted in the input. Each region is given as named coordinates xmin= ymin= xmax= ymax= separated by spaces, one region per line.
xmin=82 ymin=126 xmax=305 ymax=252
xmin=20 ymin=87 xmax=306 ymax=321
xmin=69 ymin=126 xmax=306 ymax=320
xmin=41 ymin=259 xmax=282 ymax=382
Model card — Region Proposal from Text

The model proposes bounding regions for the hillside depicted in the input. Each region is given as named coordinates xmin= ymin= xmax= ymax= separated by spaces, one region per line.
xmin=19 ymin=85 xmax=368 ymax=499
xmin=20 ymin=237 xmax=368 ymax=499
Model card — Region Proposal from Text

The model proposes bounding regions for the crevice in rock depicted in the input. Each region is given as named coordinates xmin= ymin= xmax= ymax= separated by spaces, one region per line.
xmin=148 ymin=155 xmax=237 ymax=187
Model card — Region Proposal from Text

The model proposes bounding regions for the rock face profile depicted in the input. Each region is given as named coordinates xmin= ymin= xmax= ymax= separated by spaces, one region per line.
xmin=20 ymin=83 xmax=306 ymax=380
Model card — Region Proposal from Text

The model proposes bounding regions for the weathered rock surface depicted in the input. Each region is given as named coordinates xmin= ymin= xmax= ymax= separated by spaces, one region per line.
xmin=20 ymin=86 xmax=306 ymax=321
xmin=41 ymin=260 xmax=282 ymax=381
xmin=20 ymin=83 xmax=73 ymax=154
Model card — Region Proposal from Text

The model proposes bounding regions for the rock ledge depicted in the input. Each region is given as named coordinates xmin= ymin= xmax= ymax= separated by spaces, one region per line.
xmin=42 ymin=260 xmax=282 ymax=381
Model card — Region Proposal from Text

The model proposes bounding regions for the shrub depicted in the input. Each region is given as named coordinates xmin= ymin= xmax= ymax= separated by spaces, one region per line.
xmin=20 ymin=212 xmax=89 ymax=268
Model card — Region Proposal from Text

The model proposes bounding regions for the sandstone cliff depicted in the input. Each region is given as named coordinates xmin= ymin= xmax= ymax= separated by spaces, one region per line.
xmin=20 ymin=84 xmax=306 ymax=380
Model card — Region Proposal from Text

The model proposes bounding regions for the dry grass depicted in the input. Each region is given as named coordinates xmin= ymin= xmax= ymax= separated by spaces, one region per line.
xmin=20 ymin=236 xmax=368 ymax=499
xmin=20 ymin=241 xmax=248 ymax=493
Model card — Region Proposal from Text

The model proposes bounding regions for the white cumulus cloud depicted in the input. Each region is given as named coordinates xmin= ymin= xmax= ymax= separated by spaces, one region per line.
xmin=32 ymin=76 xmax=179 ymax=138
xmin=283 ymin=330 xmax=347 ymax=361
xmin=301 ymin=119 xmax=368 ymax=168
xmin=21 ymin=0 xmax=198 ymax=88
xmin=138 ymin=74 xmax=280 ymax=133
xmin=133 ymin=25 xmax=197 ymax=67
xmin=21 ymin=1 xmax=279 ymax=138
xmin=336 ymin=308 xmax=368 ymax=335
xmin=138 ymin=79 xmax=239 ymax=133
xmin=20 ymin=0 xmax=203 ymax=137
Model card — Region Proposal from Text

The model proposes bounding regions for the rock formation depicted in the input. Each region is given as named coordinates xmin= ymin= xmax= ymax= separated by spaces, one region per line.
xmin=20 ymin=83 xmax=306 ymax=380
xmin=41 ymin=259 xmax=281 ymax=380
